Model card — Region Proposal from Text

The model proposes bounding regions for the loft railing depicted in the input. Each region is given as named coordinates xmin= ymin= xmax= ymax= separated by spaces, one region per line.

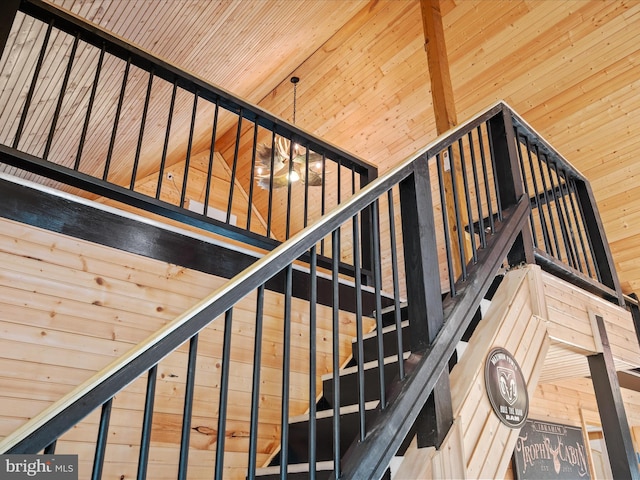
xmin=0 ymin=0 xmax=377 ymax=267
xmin=0 ymin=102 xmax=623 ymax=479
xmin=511 ymin=111 xmax=624 ymax=304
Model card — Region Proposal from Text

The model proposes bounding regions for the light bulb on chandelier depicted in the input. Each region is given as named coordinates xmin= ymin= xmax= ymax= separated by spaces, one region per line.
xmin=254 ymin=76 xmax=325 ymax=190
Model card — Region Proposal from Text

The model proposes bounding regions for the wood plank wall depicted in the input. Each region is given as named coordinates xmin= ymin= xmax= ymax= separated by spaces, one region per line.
xmin=0 ymin=217 xmax=372 ymax=479
xmin=394 ymin=265 xmax=640 ymax=479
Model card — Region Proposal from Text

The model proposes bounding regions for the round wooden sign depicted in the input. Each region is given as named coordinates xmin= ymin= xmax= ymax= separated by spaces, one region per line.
xmin=484 ymin=347 xmax=529 ymax=428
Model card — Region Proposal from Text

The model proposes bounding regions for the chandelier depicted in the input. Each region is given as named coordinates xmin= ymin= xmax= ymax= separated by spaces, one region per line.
xmin=254 ymin=77 xmax=324 ymax=190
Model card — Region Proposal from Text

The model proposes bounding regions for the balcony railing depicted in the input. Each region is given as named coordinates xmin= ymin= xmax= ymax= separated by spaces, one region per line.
xmin=511 ymin=111 xmax=623 ymax=304
xmin=0 ymin=0 xmax=377 ymax=273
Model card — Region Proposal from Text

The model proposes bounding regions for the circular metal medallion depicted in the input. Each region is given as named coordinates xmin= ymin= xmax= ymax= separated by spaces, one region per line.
xmin=484 ymin=347 xmax=529 ymax=429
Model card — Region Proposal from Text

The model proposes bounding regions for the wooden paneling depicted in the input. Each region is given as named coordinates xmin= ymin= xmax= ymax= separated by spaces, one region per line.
xmin=3 ymin=0 xmax=640 ymax=475
xmin=0 ymin=217 xmax=373 ymax=479
xmin=395 ymin=267 xmax=551 ymax=479
xmin=395 ymin=265 xmax=639 ymax=478
xmin=541 ymin=270 xmax=640 ymax=371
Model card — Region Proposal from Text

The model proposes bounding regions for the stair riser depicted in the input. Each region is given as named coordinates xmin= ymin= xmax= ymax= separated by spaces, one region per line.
xmin=322 ymin=361 xmax=402 ymax=408
xmin=353 ymin=324 xmax=410 ymax=364
xmin=282 ymin=409 xmax=380 ymax=464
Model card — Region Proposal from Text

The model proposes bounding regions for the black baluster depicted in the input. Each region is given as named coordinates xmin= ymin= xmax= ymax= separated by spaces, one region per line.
xmin=137 ymin=365 xmax=157 ymax=480
xmin=43 ymin=32 xmax=80 ymax=160
xmin=75 ymin=44 xmax=105 ymax=170
xmin=536 ymin=145 xmax=562 ymax=260
xmin=514 ymin=130 xmax=538 ymax=249
xmin=91 ymin=398 xmax=113 ymax=480
xmin=204 ymin=101 xmax=220 ymax=218
xmin=567 ymin=177 xmax=594 ymax=278
xmin=478 ymin=124 xmax=495 ymax=235
xmin=247 ymin=122 xmax=259 ymax=231
xmin=436 ymin=153 xmax=456 ymax=296
xmin=371 ymin=199 xmax=386 ymax=408
xmin=331 ymin=229 xmax=341 ymax=478
xmin=103 ymin=56 xmax=131 ymax=181
xmin=280 ymin=265 xmax=293 ymax=480
xmin=525 ymin=136 xmax=553 ymax=255
xmin=181 ymin=91 xmax=198 ymax=208
xmin=458 ymin=138 xmax=477 ymax=264
xmin=130 ymin=70 xmax=154 ymax=189
xmin=156 ymin=80 xmax=177 ymax=199
xmin=387 ymin=188 xmax=405 ymax=380
xmin=247 ymin=287 xmax=264 ymax=479
xmin=308 ymin=248 xmax=318 ymax=480
xmin=215 ymin=310 xmax=233 ymax=480
xmin=227 ymin=109 xmax=243 ymax=224
xmin=13 ymin=20 xmax=54 ymax=150
xmin=468 ymin=131 xmax=487 ymax=249
xmin=266 ymin=131 xmax=276 ymax=237
xmin=352 ymin=213 xmax=366 ymax=441
xmin=177 ymin=334 xmax=198 ymax=480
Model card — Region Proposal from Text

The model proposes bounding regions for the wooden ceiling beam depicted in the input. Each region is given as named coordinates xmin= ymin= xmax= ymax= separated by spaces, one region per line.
xmin=420 ymin=0 xmax=472 ymax=280
xmin=420 ymin=0 xmax=457 ymax=133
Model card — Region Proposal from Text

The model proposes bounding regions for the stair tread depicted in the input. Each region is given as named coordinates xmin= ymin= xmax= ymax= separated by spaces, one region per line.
xmin=256 ymin=460 xmax=334 ymax=475
xmin=289 ymin=400 xmax=380 ymax=424
xmin=321 ymin=351 xmax=411 ymax=381
xmin=361 ymin=319 xmax=409 ymax=341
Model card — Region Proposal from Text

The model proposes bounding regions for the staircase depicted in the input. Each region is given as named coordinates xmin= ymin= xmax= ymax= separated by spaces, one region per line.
xmin=256 ymin=276 xmax=505 ymax=479
xmin=256 ymin=306 xmax=410 ymax=479
xmin=0 ymin=100 xmax=534 ymax=479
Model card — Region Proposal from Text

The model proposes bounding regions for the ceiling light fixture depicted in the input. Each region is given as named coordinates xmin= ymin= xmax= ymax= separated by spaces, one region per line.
xmin=255 ymin=76 xmax=324 ymax=189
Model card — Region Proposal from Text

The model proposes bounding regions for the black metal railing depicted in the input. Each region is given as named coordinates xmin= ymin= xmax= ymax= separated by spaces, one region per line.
xmin=0 ymin=0 xmax=376 ymax=263
xmin=511 ymin=112 xmax=624 ymax=304
xmin=2 ymin=102 xmax=607 ymax=480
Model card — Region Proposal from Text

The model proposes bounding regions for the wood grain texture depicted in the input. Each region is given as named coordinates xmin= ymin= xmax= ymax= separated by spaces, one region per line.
xmin=0 ymin=217 xmax=372 ymax=479
xmin=394 ymin=265 xmax=639 ymax=478
xmin=3 ymin=0 xmax=640 ymax=475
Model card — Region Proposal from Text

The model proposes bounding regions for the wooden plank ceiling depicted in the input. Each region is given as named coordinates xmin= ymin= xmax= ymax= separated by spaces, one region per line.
xmin=4 ymin=0 xmax=640 ymax=295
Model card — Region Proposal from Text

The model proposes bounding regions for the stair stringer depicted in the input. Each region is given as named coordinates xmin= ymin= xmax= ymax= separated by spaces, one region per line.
xmin=393 ymin=266 xmax=550 ymax=479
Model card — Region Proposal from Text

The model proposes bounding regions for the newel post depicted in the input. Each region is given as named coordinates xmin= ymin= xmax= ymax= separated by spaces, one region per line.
xmin=399 ymin=155 xmax=453 ymax=448
xmin=487 ymin=105 xmax=535 ymax=267
xmin=0 ymin=0 xmax=21 ymax=57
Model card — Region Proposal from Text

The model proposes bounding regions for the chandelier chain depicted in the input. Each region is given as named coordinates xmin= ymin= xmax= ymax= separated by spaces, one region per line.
xmin=291 ymin=76 xmax=299 ymax=125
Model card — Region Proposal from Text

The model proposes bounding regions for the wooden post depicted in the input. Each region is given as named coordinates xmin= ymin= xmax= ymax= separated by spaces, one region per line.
xmin=420 ymin=0 xmax=471 ymax=280
xmin=487 ymin=106 xmax=535 ymax=266
xmin=588 ymin=314 xmax=640 ymax=480
xmin=420 ymin=0 xmax=456 ymax=134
